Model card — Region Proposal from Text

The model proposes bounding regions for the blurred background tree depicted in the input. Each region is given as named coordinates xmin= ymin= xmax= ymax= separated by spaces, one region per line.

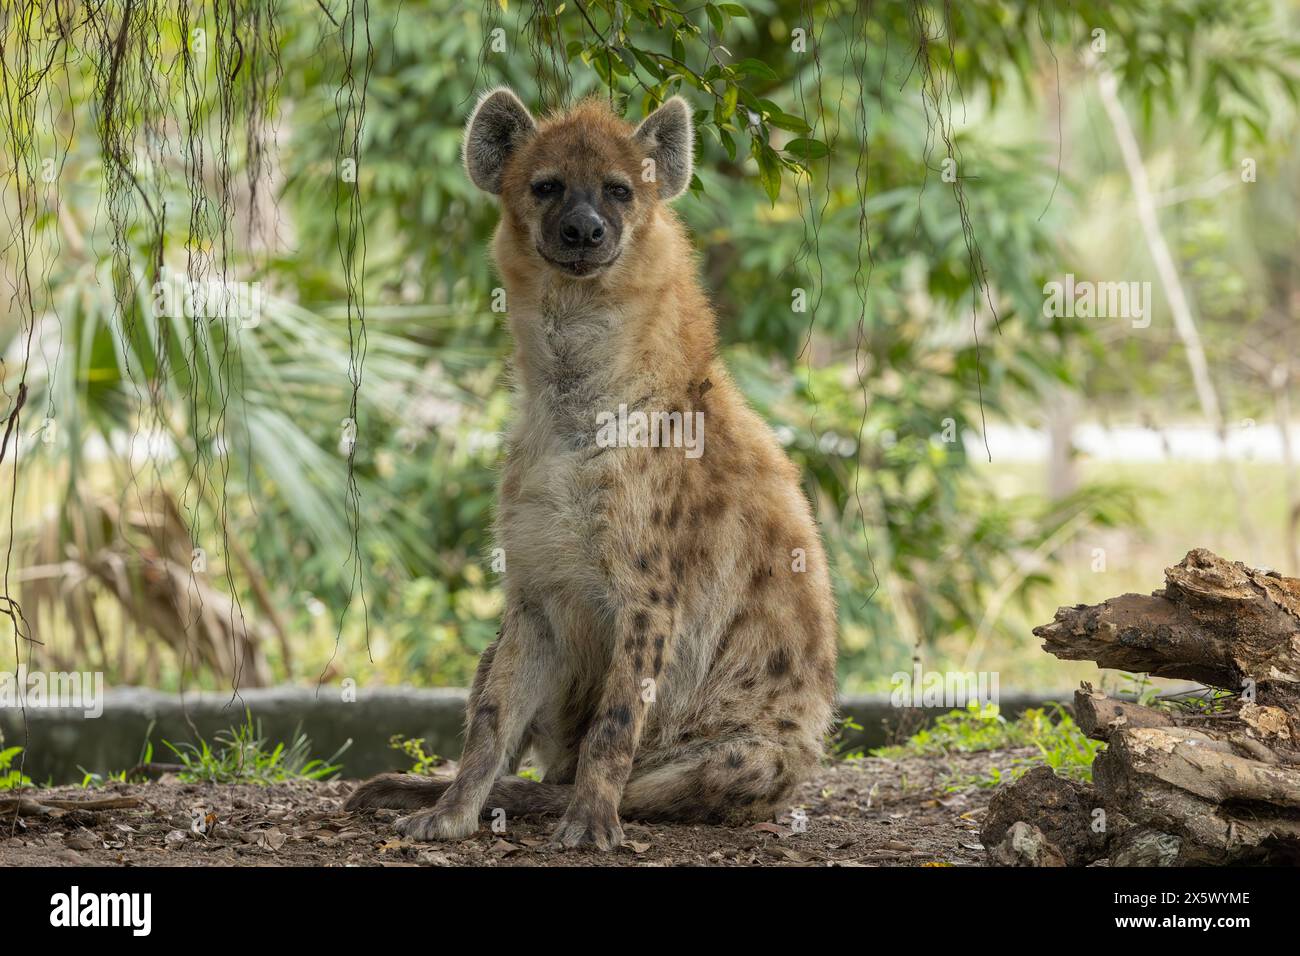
xmin=1 ymin=0 xmax=1296 ymax=695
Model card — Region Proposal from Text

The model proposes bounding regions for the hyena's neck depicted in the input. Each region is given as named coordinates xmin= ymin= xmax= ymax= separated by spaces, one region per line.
xmin=500 ymin=211 xmax=717 ymax=443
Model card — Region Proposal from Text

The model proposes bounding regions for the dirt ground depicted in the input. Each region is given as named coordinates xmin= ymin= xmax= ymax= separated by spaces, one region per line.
xmin=1 ymin=749 xmax=1029 ymax=867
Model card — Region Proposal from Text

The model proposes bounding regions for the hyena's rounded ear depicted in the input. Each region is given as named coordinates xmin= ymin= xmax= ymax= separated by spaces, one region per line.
xmin=463 ymin=87 xmax=537 ymax=194
xmin=634 ymin=96 xmax=694 ymax=201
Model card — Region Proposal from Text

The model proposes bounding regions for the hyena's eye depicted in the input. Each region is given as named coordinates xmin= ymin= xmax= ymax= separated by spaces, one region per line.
xmin=531 ymin=179 xmax=563 ymax=199
xmin=605 ymin=182 xmax=633 ymax=202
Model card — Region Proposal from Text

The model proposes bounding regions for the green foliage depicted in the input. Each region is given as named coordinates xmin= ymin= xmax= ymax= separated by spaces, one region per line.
xmin=827 ymin=714 xmax=866 ymax=761
xmin=388 ymin=734 xmax=444 ymax=776
xmin=873 ymin=702 xmax=1104 ymax=789
xmin=79 ymin=768 xmax=130 ymax=788
xmin=161 ymin=713 xmax=350 ymax=785
xmin=0 ymin=743 xmax=32 ymax=790
xmin=3 ymin=0 xmax=1296 ymax=693
xmin=1109 ymin=672 xmax=1236 ymax=715
xmin=1165 ymin=688 xmax=1236 ymax=716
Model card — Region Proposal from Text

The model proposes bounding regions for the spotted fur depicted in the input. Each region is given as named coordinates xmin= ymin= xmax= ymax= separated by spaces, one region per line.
xmin=347 ymin=90 xmax=837 ymax=850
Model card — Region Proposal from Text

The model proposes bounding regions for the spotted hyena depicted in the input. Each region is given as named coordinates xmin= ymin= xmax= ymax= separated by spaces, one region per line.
xmin=346 ymin=88 xmax=837 ymax=849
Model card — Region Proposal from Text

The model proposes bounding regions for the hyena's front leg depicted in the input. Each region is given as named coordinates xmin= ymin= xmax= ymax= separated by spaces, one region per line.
xmin=551 ymin=600 xmax=672 ymax=850
xmin=396 ymin=602 xmax=552 ymax=841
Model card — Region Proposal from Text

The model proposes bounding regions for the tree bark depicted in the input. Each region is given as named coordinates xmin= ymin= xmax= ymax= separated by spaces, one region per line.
xmin=1073 ymin=684 xmax=1177 ymax=740
xmin=985 ymin=549 xmax=1300 ymax=866
xmin=1034 ymin=548 xmax=1300 ymax=710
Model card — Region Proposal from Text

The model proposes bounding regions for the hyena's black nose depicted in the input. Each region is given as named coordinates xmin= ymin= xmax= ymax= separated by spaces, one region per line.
xmin=560 ymin=206 xmax=606 ymax=248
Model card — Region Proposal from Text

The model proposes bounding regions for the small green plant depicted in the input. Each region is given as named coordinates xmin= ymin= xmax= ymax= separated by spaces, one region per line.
xmin=0 ymin=741 xmax=32 ymax=791
xmin=1107 ymin=673 xmax=1236 ymax=716
xmin=1112 ymin=672 xmax=1161 ymax=707
xmin=162 ymin=711 xmax=350 ymax=785
xmin=79 ymin=767 xmax=129 ymax=787
xmin=872 ymin=702 xmax=1104 ymax=790
xmin=828 ymin=715 xmax=866 ymax=761
xmin=872 ymin=702 xmax=1029 ymax=759
xmin=1163 ymin=686 xmax=1235 ymax=715
xmin=389 ymin=734 xmax=444 ymax=775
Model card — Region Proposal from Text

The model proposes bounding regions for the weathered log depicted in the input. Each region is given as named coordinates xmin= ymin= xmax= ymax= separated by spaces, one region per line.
xmin=994 ymin=549 xmax=1300 ymax=866
xmin=1108 ymin=827 xmax=1182 ymax=867
xmin=1034 ymin=549 xmax=1300 ymax=710
xmin=1073 ymin=683 xmax=1175 ymax=741
xmin=1239 ymin=701 xmax=1296 ymax=744
xmin=1094 ymin=726 xmax=1300 ymax=865
xmin=1061 ymin=687 xmax=1300 ymax=864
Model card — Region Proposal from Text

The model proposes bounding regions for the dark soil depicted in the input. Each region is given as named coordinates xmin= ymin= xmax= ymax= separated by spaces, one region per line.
xmin=1 ymin=749 xmax=1032 ymax=867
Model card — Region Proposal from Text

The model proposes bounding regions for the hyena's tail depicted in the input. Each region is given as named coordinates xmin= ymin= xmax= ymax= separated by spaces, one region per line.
xmin=344 ymin=772 xmax=571 ymax=817
xmin=345 ymin=738 xmax=801 ymax=823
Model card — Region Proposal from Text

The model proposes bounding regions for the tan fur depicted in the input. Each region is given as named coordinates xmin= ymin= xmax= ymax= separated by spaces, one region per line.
xmin=347 ymin=92 xmax=837 ymax=850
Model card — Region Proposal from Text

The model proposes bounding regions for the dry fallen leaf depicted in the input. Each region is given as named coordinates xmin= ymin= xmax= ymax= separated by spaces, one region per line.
xmin=752 ymin=822 xmax=794 ymax=838
xmin=65 ymin=832 xmax=97 ymax=851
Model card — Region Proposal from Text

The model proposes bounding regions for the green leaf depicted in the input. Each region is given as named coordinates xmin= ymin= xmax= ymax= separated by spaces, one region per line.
xmin=706 ymin=3 xmax=725 ymax=34
xmin=784 ymin=137 xmax=829 ymax=159
xmin=733 ymin=58 xmax=779 ymax=81
xmin=765 ymin=110 xmax=811 ymax=134
xmin=752 ymin=139 xmax=782 ymax=204
xmin=631 ymin=46 xmax=662 ymax=78
xmin=721 ymin=83 xmax=739 ymax=120
xmin=720 ymin=127 xmax=737 ymax=161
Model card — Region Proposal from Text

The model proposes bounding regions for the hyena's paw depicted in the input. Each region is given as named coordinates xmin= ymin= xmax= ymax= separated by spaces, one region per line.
xmin=550 ymin=802 xmax=624 ymax=851
xmin=395 ymin=804 xmax=481 ymax=842
xmin=344 ymin=773 xmax=449 ymax=812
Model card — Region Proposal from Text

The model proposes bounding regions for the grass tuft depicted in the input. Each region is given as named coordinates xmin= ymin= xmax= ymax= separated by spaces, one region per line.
xmin=161 ymin=711 xmax=350 ymax=785
xmin=871 ymin=702 xmax=1103 ymax=789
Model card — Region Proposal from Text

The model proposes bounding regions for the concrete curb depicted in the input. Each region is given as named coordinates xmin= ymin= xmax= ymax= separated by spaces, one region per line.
xmin=0 ymin=685 xmax=1075 ymax=784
